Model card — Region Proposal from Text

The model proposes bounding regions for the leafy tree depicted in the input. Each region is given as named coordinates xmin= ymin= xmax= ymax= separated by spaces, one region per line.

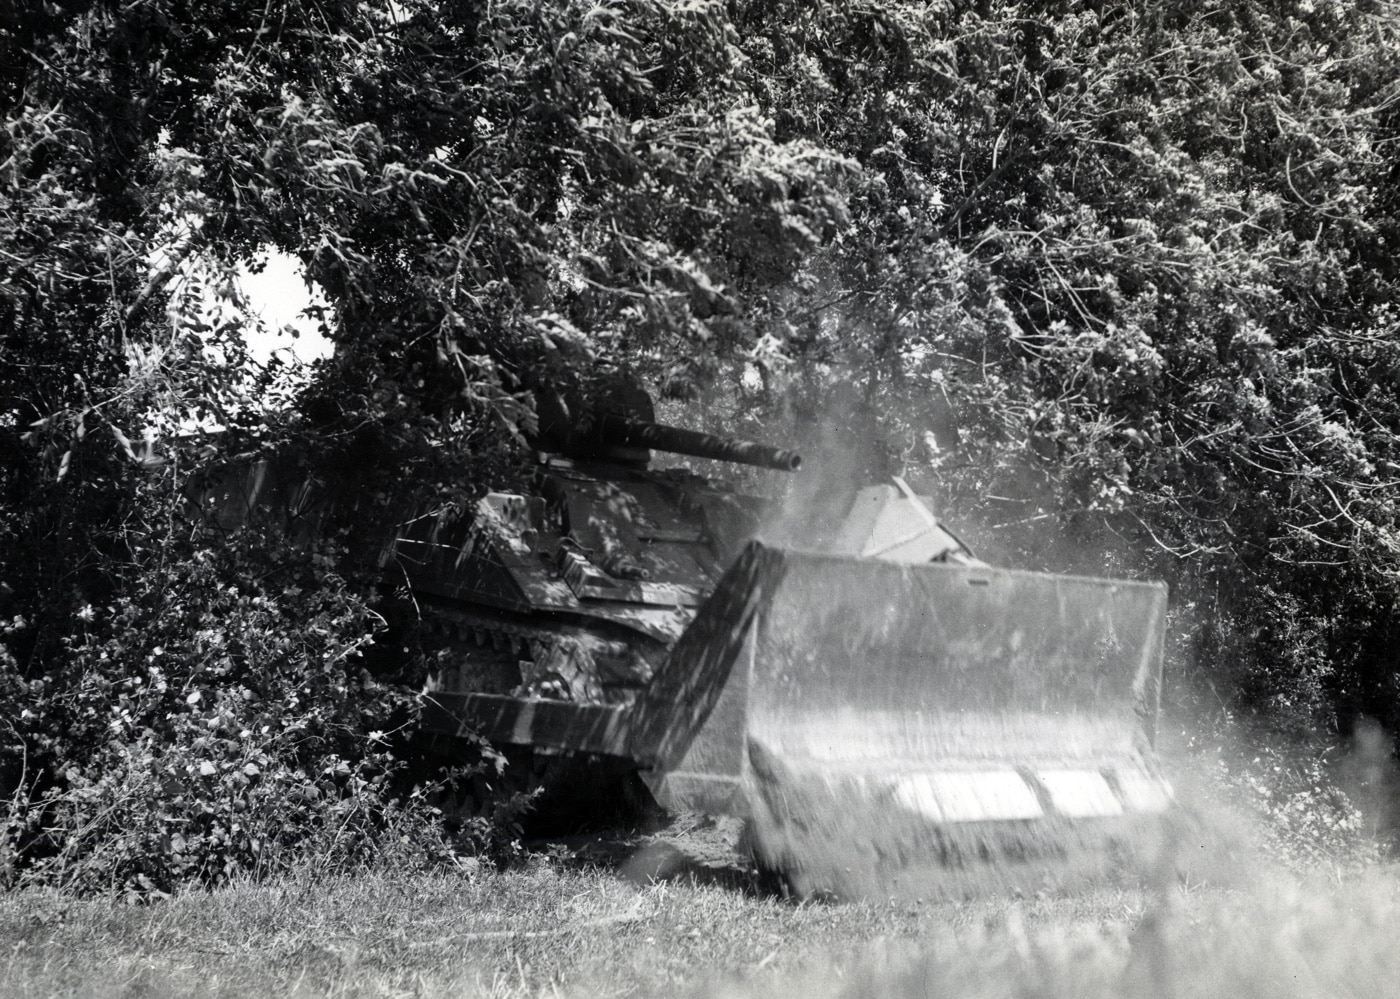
xmin=725 ymin=0 xmax=1400 ymax=740
xmin=0 ymin=0 xmax=854 ymax=888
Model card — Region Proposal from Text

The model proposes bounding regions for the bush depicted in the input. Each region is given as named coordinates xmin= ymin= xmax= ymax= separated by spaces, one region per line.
xmin=0 ymin=471 xmax=463 ymax=896
xmin=1176 ymin=735 xmax=1384 ymax=875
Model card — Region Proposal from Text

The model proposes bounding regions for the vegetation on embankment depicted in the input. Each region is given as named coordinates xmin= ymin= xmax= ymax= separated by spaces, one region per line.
xmin=7 ymin=1 xmax=1400 ymax=890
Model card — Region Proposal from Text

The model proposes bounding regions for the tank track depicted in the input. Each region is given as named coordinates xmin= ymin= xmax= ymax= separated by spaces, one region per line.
xmin=419 ymin=601 xmax=666 ymax=704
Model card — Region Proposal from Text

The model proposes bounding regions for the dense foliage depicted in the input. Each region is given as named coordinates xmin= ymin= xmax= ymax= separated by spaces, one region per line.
xmin=719 ymin=2 xmax=1400 ymax=742
xmin=5 ymin=0 xmax=1400 ymax=887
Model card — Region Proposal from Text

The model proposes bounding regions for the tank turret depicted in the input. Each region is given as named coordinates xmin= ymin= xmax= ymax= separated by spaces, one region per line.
xmin=370 ymin=376 xmax=804 ymax=710
xmin=532 ymin=376 xmax=801 ymax=471
xmin=588 ymin=414 xmax=801 ymax=471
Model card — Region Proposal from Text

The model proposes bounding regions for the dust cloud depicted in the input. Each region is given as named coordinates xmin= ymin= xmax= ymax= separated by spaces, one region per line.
xmin=750 ymin=385 xmax=899 ymax=555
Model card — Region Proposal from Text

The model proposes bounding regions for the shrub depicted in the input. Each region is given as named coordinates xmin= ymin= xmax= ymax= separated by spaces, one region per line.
xmin=1186 ymin=740 xmax=1384 ymax=875
xmin=0 ymin=471 xmax=463 ymax=896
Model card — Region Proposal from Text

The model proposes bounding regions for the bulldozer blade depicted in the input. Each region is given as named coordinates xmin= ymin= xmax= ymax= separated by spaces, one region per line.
xmin=744 ymin=738 xmax=1173 ymax=901
xmin=643 ymin=542 xmax=1173 ymax=900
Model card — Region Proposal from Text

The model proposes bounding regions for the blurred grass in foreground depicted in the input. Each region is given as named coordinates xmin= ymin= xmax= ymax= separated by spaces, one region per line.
xmin=3 ymin=735 xmax=1395 ymax=998
xmin=4 ymin=859 xmax=1400 ymax=999
xmin=707 ymin=873 xmax=1400 ymax=999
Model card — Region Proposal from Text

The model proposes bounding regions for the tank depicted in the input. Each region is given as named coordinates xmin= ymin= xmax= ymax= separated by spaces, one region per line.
xmin=198 ymin=380 xmax=1175 ymax=901
xmin=391 ymin=384 xmax=804 ymax=716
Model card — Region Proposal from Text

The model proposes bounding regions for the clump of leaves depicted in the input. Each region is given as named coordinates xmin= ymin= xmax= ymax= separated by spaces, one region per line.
xmin=1198 ymin=745 xmax=1383 ymax=875
xmin=0 ymin=471 xmax=466 ymax=897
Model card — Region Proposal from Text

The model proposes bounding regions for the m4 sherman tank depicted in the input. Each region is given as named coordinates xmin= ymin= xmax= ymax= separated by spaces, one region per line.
xmin=203 ymin=382 xmax=1175 ymax=900
xmin=393 ymin=381 xmax=803 ymax=718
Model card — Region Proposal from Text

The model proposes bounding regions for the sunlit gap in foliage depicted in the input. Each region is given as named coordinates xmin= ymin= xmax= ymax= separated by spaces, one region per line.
xmin=151 ymin=221 xmax=332 ymax=364
xmin=235 ymin=248 xmax=335 ymax=368
xmin=165 ymin=237 xmax=332 ymax=397
xmin=140 ymin=224 xmax=334 ymax=442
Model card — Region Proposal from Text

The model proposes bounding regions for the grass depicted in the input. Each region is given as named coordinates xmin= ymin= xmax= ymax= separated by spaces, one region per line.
xmin=0 ymin=855 xmax=966 ymax=999
xmin=7 ymin=833 xmax=1400 ymax=999
xmin=5 ymin=765 xmax=1400 ymax=999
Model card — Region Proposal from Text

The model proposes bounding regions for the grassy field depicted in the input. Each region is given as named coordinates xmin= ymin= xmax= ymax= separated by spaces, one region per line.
xmin=5 ymin=808 xmax=1400 ymax=999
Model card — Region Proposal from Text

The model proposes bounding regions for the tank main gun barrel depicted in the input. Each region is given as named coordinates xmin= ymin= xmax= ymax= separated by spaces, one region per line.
xmin=596 ymin=415 xmax=802 ymax=472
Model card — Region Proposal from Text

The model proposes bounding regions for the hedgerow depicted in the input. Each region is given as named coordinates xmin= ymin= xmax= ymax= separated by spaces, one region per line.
xmin=7 ymin=0 xmax=1400 ymax=891
xmin=0 ymin=466 xmax=473 ymax=895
